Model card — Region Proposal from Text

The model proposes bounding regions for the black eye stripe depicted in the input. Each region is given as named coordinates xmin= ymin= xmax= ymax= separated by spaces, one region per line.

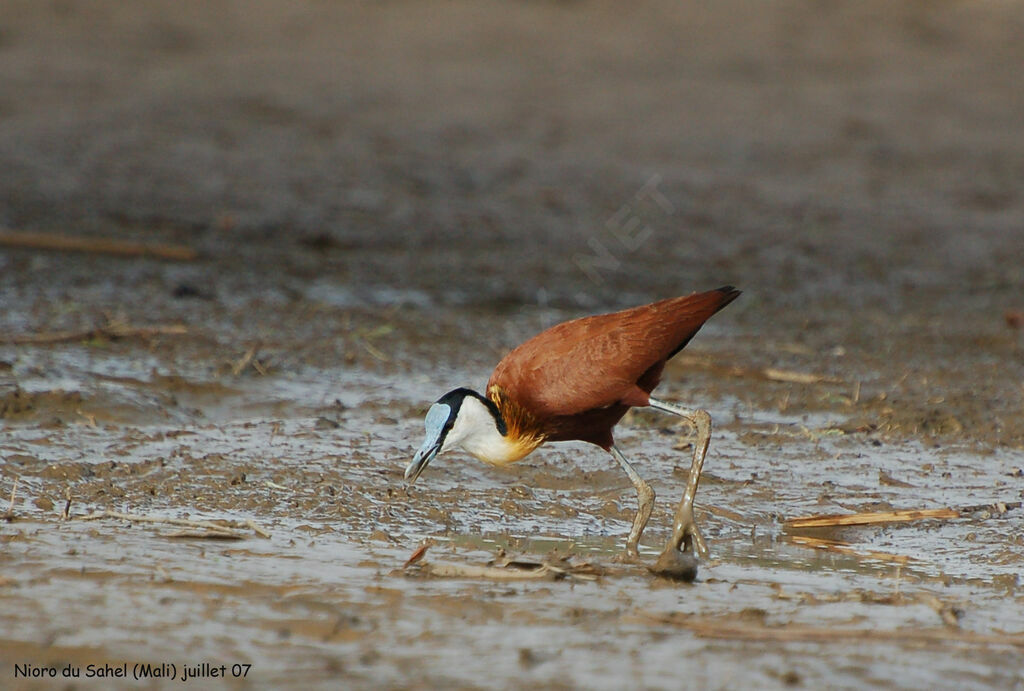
xmin=434 ymin=387 xmax=507 ymax=437
xmin=434 ymin=389 xmax=467 ymax=442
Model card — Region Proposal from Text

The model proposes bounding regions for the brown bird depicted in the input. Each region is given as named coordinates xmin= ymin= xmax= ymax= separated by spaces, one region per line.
xmin=406 ymin=286 xmax=741 ymax=577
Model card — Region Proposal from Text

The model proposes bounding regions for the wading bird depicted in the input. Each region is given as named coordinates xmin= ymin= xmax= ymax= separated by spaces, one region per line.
xmin=406 ymin=287 xmax=740 ymax=578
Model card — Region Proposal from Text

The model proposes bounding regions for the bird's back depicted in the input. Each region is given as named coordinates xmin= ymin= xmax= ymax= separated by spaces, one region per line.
xmin=487 ymin=287 xmax=740 ymax=446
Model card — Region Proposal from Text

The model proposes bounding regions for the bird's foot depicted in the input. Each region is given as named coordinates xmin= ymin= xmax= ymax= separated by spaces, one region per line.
xmin=612 ymin=545 xmax=644 ymax=565
xmin=649 ymin=548 xmax=699 ymax=582
xmin=649 ymin=510 xmax=706 ymax=582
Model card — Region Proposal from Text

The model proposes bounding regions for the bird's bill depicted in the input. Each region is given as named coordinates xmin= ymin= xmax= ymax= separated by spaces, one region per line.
xmin=405 ymin=402 xmax=453 ymax=484
xmin=405 ymin=438 xmax=440 ymax=484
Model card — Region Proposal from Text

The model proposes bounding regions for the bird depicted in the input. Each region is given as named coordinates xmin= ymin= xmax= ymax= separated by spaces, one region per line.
xmin=405 ymin=286 xmax=741 ymax=577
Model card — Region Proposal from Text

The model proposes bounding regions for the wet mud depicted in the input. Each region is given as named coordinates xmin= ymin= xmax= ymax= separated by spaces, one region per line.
xmin=3 ymin=1 xmax=1024 ymax=689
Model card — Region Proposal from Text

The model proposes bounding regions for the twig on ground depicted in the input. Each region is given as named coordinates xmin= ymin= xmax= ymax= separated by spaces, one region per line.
xmin=165 ymin=530 xmax=245 ymax=540
xmin=231 ymin=345 xmax=257 ymax=375
xmin=784 ymin=508 xmax=960 ymax=529
xmin=672 ymin=355 xmax=842 ymax=385
xmin=403 ymin=539 xmax=436 ymax=569
xmin=4 ymin=322 xmax=187 ymax=345
xmin=77 ymin=509 xmax=270 ymax=539
xmin=785 ymin=501 xmax=1022 ymax=530
xmin=246 ymin=519 xmax=272 ymax=538
xmin=0 ymin=230 xmax=198 ymax=261
xmin=422 ymin=562 xmax=560 ymax=580
xmin=230 ymin=344 xmax=267 ymax=376
xmin=3 ymin=478 xmax=18 ymax=521
xmin=762 ymin=368 xmax=841 ymax=385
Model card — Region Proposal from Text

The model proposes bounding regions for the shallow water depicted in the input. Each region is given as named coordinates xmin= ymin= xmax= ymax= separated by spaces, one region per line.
xmin=3 ymin=356 xmax=1023 ymax=689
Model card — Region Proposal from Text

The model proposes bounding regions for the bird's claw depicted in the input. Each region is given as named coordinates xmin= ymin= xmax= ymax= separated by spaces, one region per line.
xmin=613 ymin=545 xmax=644 ymax=565
xmin=648 ymin=510 xmax=706 ymax=582
xmin=650 ymin=546 xmax=700 ymax=582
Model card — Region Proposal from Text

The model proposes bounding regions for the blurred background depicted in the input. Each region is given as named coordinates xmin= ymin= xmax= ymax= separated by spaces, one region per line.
xmin=2 ymin=0 xmax=1021 ymax=299
xmin=3 ymin=0 xmax=1023 ymax=438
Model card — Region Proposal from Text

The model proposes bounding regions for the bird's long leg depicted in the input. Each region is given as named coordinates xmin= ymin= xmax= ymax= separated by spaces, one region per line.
xmin=608 ymin=444 xmax=655 ymax=560
xmin=648 ymin=397 xmax=712 ymax=558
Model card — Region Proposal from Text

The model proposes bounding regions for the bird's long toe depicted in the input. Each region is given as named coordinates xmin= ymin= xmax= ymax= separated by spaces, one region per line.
xmin=649 ymin=508 xmax=706 ymax=582
xmin=613 ymin=547 xmax=644 ymax=565
xmin=651 ymin=544 xmax=700 ymax=585
xmin=650 ymin=547 xmax=699 ymax=582
xmin=650 ymin=522 xmax=703 ymax=582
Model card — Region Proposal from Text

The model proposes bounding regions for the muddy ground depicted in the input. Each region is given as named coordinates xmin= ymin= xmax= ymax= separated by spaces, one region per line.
xmin=2 ymin=1 xmax=1024 ymax=689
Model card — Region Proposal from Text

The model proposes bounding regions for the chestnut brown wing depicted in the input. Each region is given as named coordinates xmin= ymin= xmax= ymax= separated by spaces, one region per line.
xmin=488 ymin=288 xmax=739 ymax=419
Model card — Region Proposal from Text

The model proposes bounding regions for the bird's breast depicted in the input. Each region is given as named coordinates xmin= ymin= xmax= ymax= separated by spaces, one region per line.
xmin=463 ymin=433 xmax=542 ymax=467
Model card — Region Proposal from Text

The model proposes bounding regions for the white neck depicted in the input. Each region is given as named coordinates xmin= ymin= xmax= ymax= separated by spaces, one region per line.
xmin=442 ymin=396 xmax=531 ymax=465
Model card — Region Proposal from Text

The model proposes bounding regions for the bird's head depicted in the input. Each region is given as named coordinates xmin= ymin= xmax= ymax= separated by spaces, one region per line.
xmin=405 ymin=388 xmax=508 ymax=483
